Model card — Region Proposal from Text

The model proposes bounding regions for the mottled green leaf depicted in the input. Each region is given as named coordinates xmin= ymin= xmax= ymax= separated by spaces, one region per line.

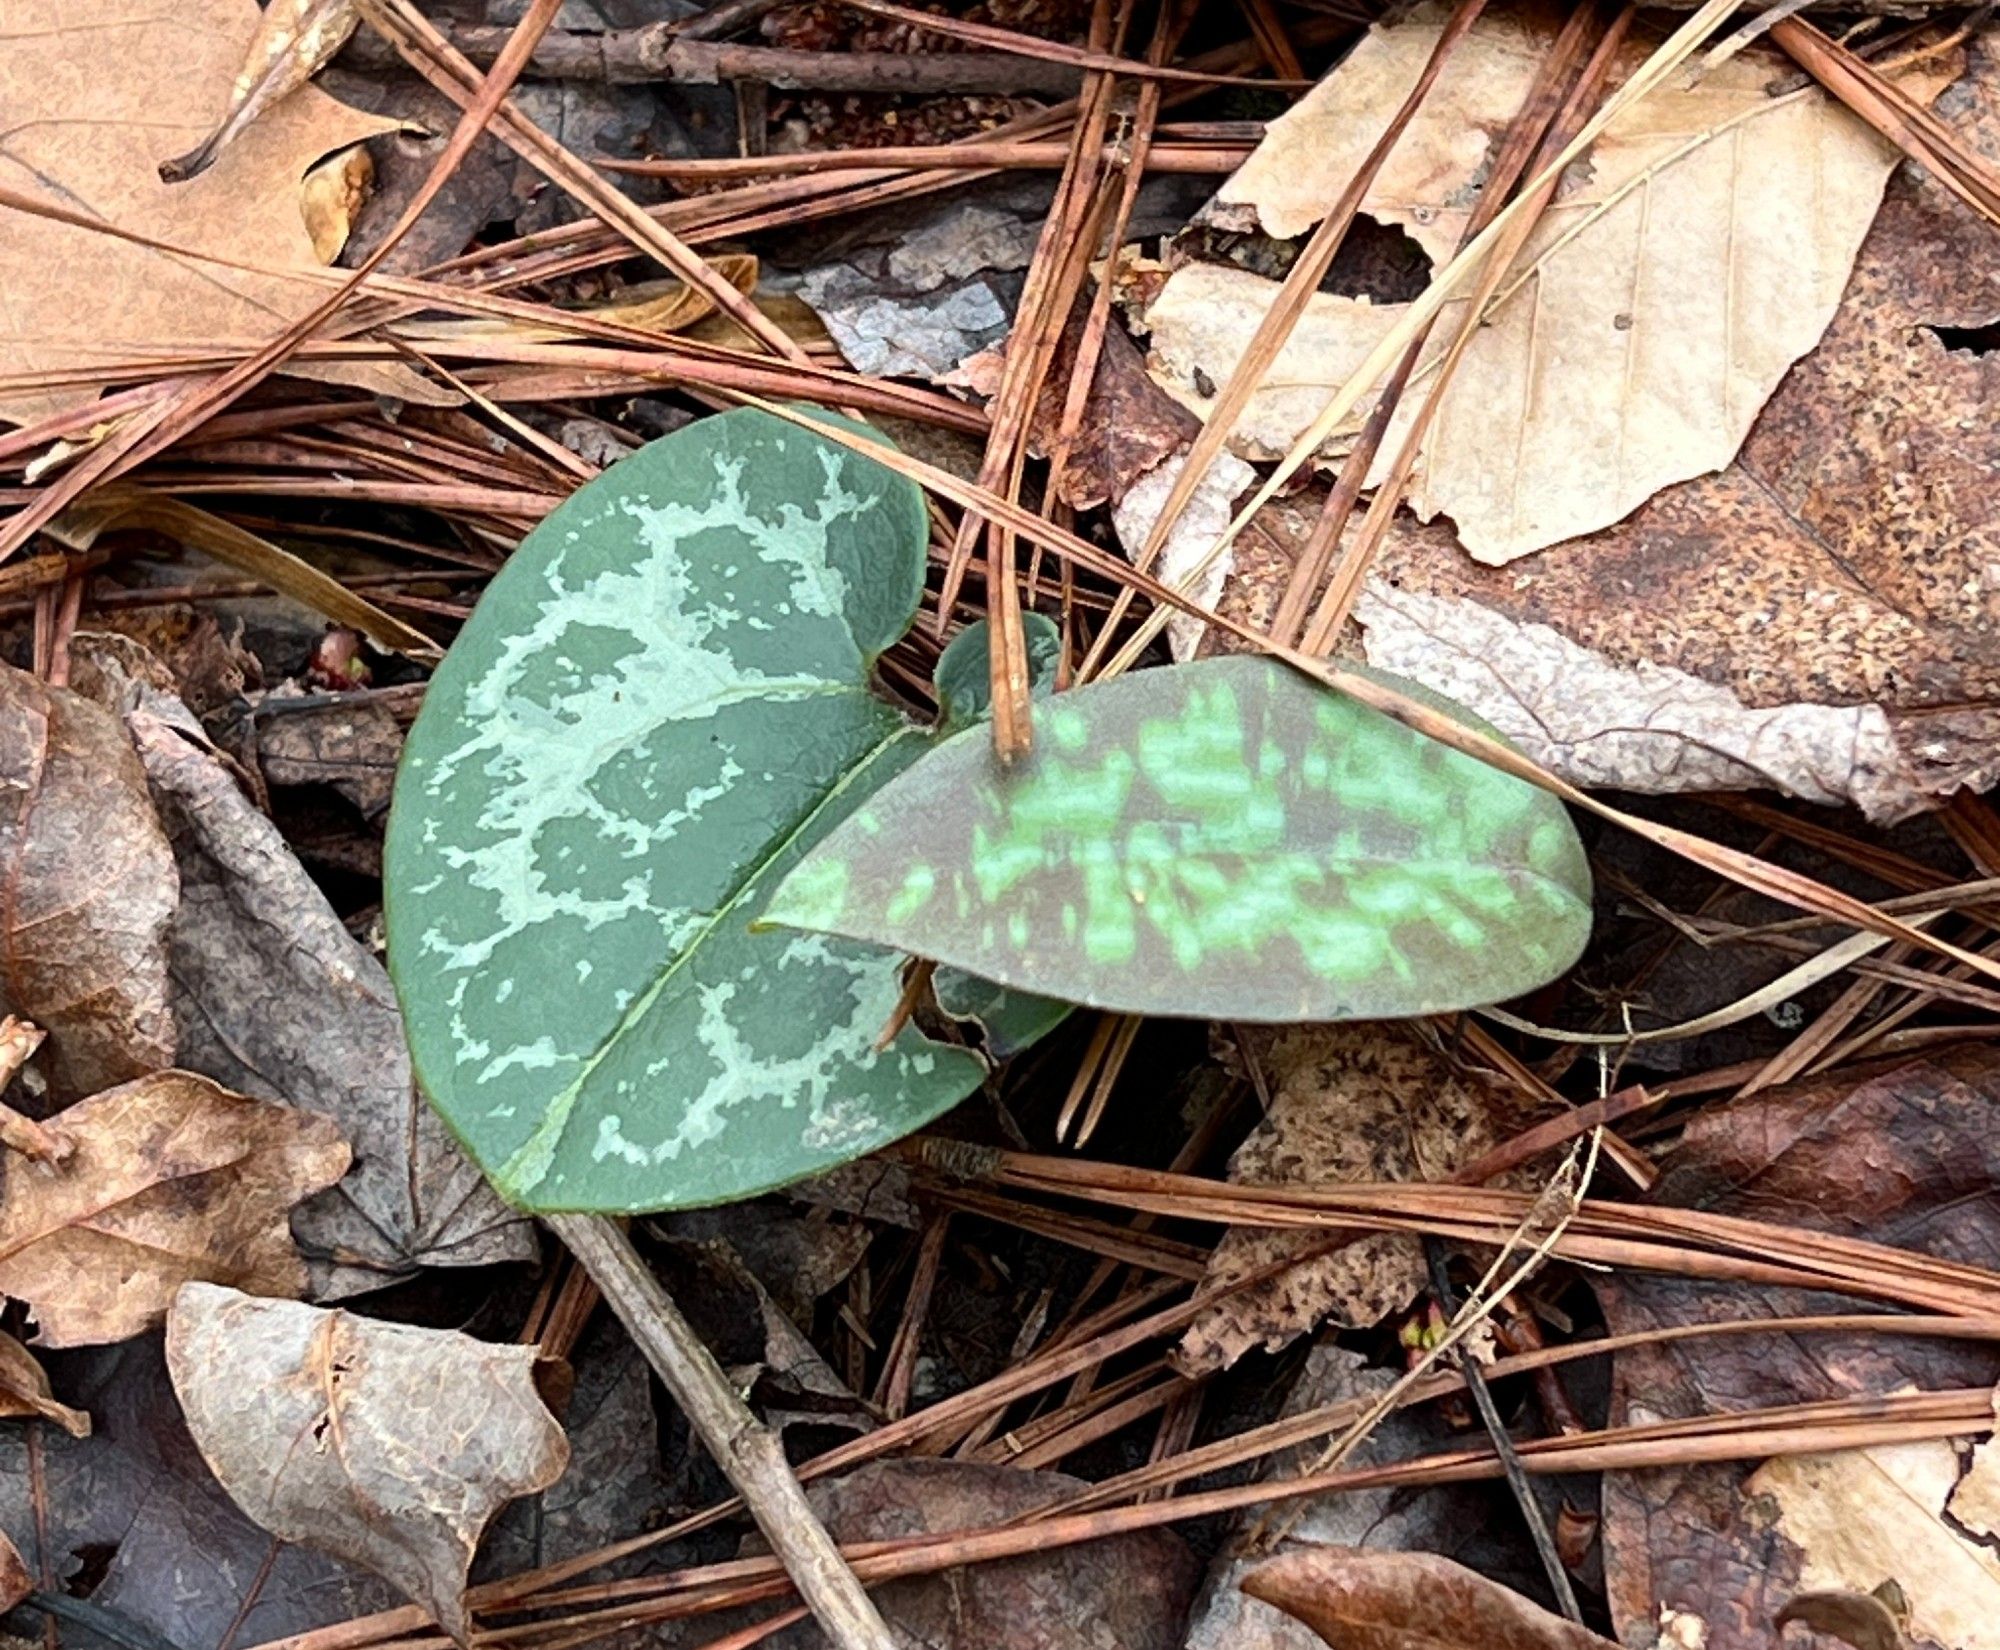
xmin=762 ymin=656 xmax=1593 ymax=1021
xmin=385 ymin=409 xmax=1000 ymax=1214
xmin=934 ymin=610 xmax=1063 ymax=730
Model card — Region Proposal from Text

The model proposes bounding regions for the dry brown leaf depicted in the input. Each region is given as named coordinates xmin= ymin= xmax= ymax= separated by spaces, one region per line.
xmin=126 ymin=706 xmax=533 ymax=1297
xmin=1152 ymin=2 xmax=1956 ymax=561
xmin=0 ymin=1332 xmax=89 ymax=1438
xmin=161 ymin=0 xmax=361 ymax=182
xmin=0 ymin=0 xmax=431 ymax=427
xmin=0 ymin=1530 xmax=25 ymax=1613
xmin=1243 ymin=1549 xmax=1620 ymax=1650
xmin=165 ymin=1283 xmax=569 ymax=1641
xmin=0 ymin=1071 xmax=348 ymax=1347
xmin=1750 ymin=1436 xmax=2000 ymax=1650
xmin=0 ymin=664 xmax=177 ymax=1103
xmin=1177 ymin=1025 xmax=1512 ymax=1375
xmin=301 ymin=143 xmax=377 ymax=264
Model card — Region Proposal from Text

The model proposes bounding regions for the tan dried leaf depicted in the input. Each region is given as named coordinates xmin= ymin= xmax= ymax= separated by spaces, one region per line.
xmin=0 ymin=664 xmax=178 ymax=1102
xmin=0 ymin=1071 xmax=349 ymax=1347
xmin=1177 ymin=1026 xmax=1510 ymax=1374
xmin=166 ymin=1284 xmax=569 ymax=1641
xmin=1751 ymin=1432 xmax=2000 ymax=1650
xmin=0 ymin=0 xmax=430 ymax=428
xmin=301 ymin=144 xmax=376 ymax=265
xmin=1158 ymin=3 xmax=1956 ymax=561
xmin=161 ymin=0 xmax=361 ymax=182
xmin=1243 ymin=1549 xmax=1621 ymax=1650
xmin=0 ymin=1331 xmax=89 ymax=1437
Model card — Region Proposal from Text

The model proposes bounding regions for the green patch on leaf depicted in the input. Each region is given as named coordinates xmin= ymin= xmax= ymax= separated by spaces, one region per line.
xmin=384 ymin=409 xmax=1050 ymax=1214
xmin=762 ymin=656 xmax=1593 ymax=1022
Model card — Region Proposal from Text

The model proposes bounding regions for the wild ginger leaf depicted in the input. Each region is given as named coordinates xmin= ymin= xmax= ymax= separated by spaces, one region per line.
xmin=385 ymin=409 xmax=1009 ymax=1213
xmin=763 ymin=656 xmax=1592 ymax=1022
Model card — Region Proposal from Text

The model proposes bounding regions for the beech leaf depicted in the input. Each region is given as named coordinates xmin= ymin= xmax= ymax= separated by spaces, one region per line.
xmin=385 ymin=409 xmax=1056 ymax=1214
xmin=166 ymin=1284 xmax=568 ymax=1641
xmin=0 ymin=1071 xmax=349 ymax=1348
xmin=764 ymin=657 xmax=1592 ymax=1021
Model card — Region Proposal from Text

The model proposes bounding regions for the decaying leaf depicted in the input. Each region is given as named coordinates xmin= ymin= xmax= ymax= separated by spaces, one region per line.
xmin=1598 ymin=1043 xmax=2000 ymax=1649
xmin=769 ymin=1459 xmax=1199 ymax=1649
xmin=1186 ymin=1344 xmax=1541 ymax=1650
xmin=0 ymin=1333 xmax=89 ymax=1438
xmin=1748 ymin=1438 xmax=2000 ymax=1650
xmin=0 ymin=1532 xmax=25 ymax=1614
xmin=1949 ymin=1386 xmax=2000 ymax=1536
xmin=300 ymin=142 xmax=376 ymax=264
xmin=766 ymin=656 xmax=1593 ymax=1022
xmin=166 ymin=1284 xmax=569 ymax=1641
xmin=0 ymin=0 xmax=430 ymax=428
xmin=160 ymin=0 xmax=361 ymax=182
xmin=1152 ymin=2 xmax=1957 ymax=561
xmin=1178 ymin=1025 xmax=1512 ymax=1374
xmin=0 ymin=1072 xmax=349 ymax=1347
xmin=0 ymin=665 xmax=177 ymax=1103
xmin=257 ymin=698 xmax=404 ymax=819
xmin=126 ymin=708 xmax=533 ymax=1297
xmin=1243 ymin=1549 xmax=1620 ymax=1650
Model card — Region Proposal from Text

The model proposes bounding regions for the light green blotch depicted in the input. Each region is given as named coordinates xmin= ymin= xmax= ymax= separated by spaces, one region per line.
xmin=769 ymin=855 xmax=850 ymax=926
xmin=887 ymin=863 xmax=936 ymax=922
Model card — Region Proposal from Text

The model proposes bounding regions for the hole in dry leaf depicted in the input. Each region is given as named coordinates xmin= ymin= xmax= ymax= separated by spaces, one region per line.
xmin=1320 ymin=214 xmax=1434 ymax=304
xmin=1926 ymin=321 xmax=2000 ymax=355
xmin=67 ymin=1542 xmax=115 ymax=1599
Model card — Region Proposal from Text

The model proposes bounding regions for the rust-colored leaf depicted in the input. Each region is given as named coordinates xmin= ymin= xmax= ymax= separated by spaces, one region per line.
xmin=0 ymin=1529 xmax=26 ymax=1613
xmin=1242 ymin=1549 xmax=1619 ymax=1650
xmin=166 ymin=1284 xmax=569 ymax=1641
xmin=0 ymin=664 xmax=177 ymax=1103
xmin=0 ymin=1071 xmax=349 ymax=1347
xmin=0 ymin=1332 xmax=89 ymax=1437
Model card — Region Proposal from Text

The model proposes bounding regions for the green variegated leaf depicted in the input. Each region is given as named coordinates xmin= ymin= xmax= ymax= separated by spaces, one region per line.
xmin=386 ymin=409 xmax=1036 ymax=1214
xmin=762 ymin=656 xmax=1593 ymax=1022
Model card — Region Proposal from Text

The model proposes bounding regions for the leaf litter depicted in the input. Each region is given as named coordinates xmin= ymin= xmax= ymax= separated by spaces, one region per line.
xmin=11 ymin=3 xmax=2000 ymax=1650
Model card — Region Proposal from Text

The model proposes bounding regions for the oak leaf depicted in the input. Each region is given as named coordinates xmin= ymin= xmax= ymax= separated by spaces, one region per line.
xmin=165 ymin=1285 xmax=569 ymax=1642
xmin=0 ymin=1071 xmax=349 ymax=1347
xmin=0 ymin=0 xmax=429 ymax=428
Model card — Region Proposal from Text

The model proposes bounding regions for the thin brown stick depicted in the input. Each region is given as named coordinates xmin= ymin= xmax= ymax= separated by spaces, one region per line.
xmin=545 ymin=1216 xmax=896 ymax=1650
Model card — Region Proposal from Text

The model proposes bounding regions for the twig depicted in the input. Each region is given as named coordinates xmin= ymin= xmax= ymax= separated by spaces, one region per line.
xmin=544 ymin=1214 xmax=897 ymax=1650
xmin=1422 ymin=1237 xmax=1582 ymax=1622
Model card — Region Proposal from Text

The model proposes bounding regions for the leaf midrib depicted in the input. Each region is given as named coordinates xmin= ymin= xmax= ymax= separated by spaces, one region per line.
xmin=492 ymin=708 xmax=921 ymax=1200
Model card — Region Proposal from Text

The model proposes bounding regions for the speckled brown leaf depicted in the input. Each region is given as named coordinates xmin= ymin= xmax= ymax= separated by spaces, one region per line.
xmin=0 ymin=0 xmax=429 ymax=428
xmin=127 ymin=708 xmax=533 ymax=1297
xmin=768 ymin=1459 xmax=1198 ymax=1650
xmin=0 ymin=1332 xmax=89 ymax=1437
xmin=0 ymin=1072 xmax=349 ymax=1347
xmin=1243 ymin=1549 xmax=1620 ymax=1650
xmin=0 ymin=665 xmax=177 ymax=1102
xmin=257 ymin=700 xmax=403 ymax=819
xmin=1598 ymin=1043 xmax=2000 ymax=1650
xmin=165 ymin=1284 xmax=568 ymax=1642
xmin=1177 ymin=1025 xmax=1515 ymax=1374
xmin=1208 ymin=34 xmax=2000 ymax=821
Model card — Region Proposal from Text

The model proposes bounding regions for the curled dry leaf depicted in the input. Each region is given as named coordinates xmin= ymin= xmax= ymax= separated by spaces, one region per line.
xmin=1242 ymin=1549 xmax=1619 ymax=1650
xmin=0 ymin=0 xmax=431 ymax=428
xmin=0 ymin=664 xmax=177 ymax=1103
xmin=160 ymin=0 xmax=361 ymax=182
xmin=0 ymin=1072 xmax=349 ymax=1348
xmin=1153 ymin=2 xmax=1957 ymax=562
xmin=0 ymin=1332 xmax=90 ymax=1437
xmin=127 ymin=707 xmax=533 ymax=1297
xmin=1598 ymin=1043 xmax=2000 ymax=1650
xmin=1178 ymin=1025 xmax=1514 ymax=1374
xmin=165 ymin=1284 xmax=569 ymax=1641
